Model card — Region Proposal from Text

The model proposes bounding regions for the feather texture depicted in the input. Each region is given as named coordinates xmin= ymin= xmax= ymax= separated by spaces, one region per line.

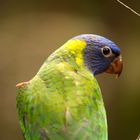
xmin=16 ymin=35 xmax=121 ymax=140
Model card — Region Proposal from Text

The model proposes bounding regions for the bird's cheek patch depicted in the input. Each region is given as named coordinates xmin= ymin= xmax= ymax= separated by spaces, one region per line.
xmin=105 ymin=55 xmax=123 ymax=77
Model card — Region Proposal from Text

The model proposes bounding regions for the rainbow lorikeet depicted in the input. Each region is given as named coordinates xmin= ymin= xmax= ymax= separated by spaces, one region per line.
xmin=16 ymin=34 xmax=123 ymax=140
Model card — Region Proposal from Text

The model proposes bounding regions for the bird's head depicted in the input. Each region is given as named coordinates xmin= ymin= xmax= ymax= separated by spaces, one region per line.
xmin=72 ymin=34 xmax=123 ymax=76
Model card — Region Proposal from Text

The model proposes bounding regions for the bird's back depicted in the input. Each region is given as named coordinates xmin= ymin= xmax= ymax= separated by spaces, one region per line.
xmin=17 ymin=60 xmax=107 ymax=140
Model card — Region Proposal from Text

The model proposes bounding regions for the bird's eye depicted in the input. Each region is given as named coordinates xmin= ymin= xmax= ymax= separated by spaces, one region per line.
xmin=101 ymin=46 xmax=112 ymax=57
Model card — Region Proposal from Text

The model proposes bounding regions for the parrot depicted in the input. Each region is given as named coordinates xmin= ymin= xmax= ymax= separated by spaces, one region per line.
xmin=16 ymin=34 xmax=123 ymax=140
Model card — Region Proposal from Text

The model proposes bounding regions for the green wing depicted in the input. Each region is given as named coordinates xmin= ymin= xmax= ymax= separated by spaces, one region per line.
xmin=16 ymin=60 xmax=107 ymax=140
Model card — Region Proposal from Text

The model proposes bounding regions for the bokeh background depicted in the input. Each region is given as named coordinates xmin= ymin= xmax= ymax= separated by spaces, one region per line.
xmin=0 ymin=0 xmax=140 ymax=140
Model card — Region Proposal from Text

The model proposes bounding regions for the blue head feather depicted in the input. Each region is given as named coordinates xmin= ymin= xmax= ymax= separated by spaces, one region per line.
xmin=73 ymin=34 xmax=121 ymax=75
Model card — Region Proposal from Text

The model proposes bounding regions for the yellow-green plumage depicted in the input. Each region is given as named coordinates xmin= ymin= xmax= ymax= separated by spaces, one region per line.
xmin=17 ymin=38 xmax=108 ymax=140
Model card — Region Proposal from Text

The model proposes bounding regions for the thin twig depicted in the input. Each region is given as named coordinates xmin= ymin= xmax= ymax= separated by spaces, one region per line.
xmin=136 ymin=133 xmax=140 ymax=140
xmin=117 ymin=0 xmax=140 ymax=17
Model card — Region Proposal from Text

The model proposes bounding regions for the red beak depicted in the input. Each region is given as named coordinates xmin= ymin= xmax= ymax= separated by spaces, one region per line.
xmin=105 ymin=55 xmax=123 ymax=77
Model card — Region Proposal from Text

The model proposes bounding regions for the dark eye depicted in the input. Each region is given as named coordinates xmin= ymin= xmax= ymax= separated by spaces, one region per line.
xmin=101 ymin=46 xmax=112 ymax=57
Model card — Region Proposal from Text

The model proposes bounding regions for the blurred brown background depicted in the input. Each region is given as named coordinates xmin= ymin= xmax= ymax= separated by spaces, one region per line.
xmin=0 ymin=0 xmax=140 ymax=140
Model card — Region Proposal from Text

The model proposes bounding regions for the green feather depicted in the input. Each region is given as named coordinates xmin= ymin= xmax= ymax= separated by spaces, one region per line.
xmin=16 ymin=39 xmax=107 ymax=140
